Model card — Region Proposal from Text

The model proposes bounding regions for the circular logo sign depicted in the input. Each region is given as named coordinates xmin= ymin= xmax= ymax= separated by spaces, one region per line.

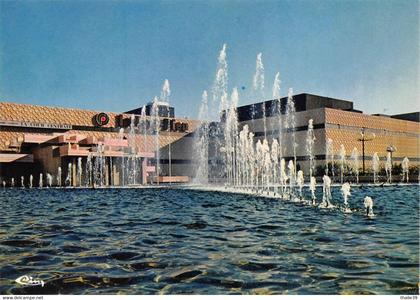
xmin=94 ymin=113 xmax=109 ymax=126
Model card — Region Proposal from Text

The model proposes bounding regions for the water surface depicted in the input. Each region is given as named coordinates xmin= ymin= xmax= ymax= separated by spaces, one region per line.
xmin=0 ymin=185 xmax=418 ymax=294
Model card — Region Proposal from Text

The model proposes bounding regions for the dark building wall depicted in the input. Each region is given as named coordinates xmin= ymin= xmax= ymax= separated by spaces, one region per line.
xmin=391 ymin=112 xmax=419 ymax=122
xmin=125 ymin=103 xmax=175 ymax=118
xmin=235 ymin=93 xmax=354 ymax=122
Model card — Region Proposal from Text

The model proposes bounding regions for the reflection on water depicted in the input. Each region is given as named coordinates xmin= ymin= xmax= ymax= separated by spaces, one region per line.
xmin=0 ymin=185 xmax=418 ymax=295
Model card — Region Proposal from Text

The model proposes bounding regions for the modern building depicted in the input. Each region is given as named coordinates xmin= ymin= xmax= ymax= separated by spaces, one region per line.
xmin=0 ymin=101 xmax=198 ymax=186
xmin=0 ymin=93 xmax=419 ymax=186
xmin=234 ymin=93 xmax=419 ymax=177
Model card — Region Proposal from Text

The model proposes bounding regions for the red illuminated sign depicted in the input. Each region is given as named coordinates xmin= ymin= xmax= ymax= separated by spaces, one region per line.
xmin=94 ymin=113 xmax=110 ymax=126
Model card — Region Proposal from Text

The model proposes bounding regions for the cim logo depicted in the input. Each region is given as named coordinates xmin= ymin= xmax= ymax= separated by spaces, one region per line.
xmin=94 ymin=113 xmax=110 ymax=126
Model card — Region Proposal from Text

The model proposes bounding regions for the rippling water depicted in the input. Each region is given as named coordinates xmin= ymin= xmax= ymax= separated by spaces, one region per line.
xmin=0 ymin=185 xmax=418 ymax=295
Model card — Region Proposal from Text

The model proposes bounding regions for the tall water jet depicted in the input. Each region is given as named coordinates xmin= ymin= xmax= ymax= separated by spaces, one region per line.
xmin=151 ymin=97 xmax=161 ymax=184
xmin=402 ymin=157 xmax=409 ymax=183
xmin=194 ymin=91 xmax=209 ymax=184
xmin=11 ymin=178 xmax=14 ymax=187
xmin=138 ymin=105 xmax=148 ymax=154
xmin=372 ymin=152 xmax=380 ymax=184
xmin=321 ymin=175 xmax=332 ymax=208
xmin=128 ymin=114 xmax=137 ymax=185
xmin=285 ymin=88 xmax=297 ymax=179
xmin=161 ymin=79 xmax=172 ymax=184
xmin=364 ymin=196 xmax=374 ymax=217
xmin=39 ymin=173 xmax=43 ymax=188
xmin=29 ymin=174 xmax=33 ymax=188
xmin=341 ymin=182 xmax=351 ymax=213
xmin=2 ymin=181 xmax=5 ymax=188
xmin=385 ymin=152 xmax=392 ymax=183
xmin=306 ymin=119 xmax=316 ymax=178
xmin=296 ymin=170 xmax=304 ymax=199
xmin=271 ymin=138 xmax=279 ymax=194
xmin=212 ymin=44 xmax=228 ymax=118
xmin=288 ymin=160 xmax=296 ymax=199
xmin=339 ymin=144 xmax=346 ymax=184
xmin=57 ymin=167 xmax=62 ymax=187
xmin=85 ymin=155 xmax=91 ymax=187
xmin=209 ymin=44 xmax=229 ymax=182
xmin=326 ymin=138 xmax=334 ymax=178
xmin=224 ymin=88 xmax=239 ymax=186
xmin=118 ymin=128 xmax=125 ymax=186
xmin=272 ymin=72 xmax=283 ymax=162
xmin=47 ymin=173 xmax=53 ymax=188
xmin=21 ymin=176 xmax=24 ymax=188
xmin=310 ymin=176 xmax=316 ymax=205
xmin=253 ymin=53 xmax=266 ymax=138
xmin=350 ymin=147 xmax=360 ymax=183
xmin=280 ymin=158 xmax=287 ymax=196
xmin=65 ymin=163 xmax=72 ymax=187
xmin=77 ymin=157 xmax=82 ymax=187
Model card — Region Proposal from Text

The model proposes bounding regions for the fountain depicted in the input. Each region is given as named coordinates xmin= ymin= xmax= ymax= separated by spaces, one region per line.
xmin=21 ymin=176 xmax=24 ymax=188
xmin=161 ymin=79 xmax=172 ymax=184
xmin=320 ymin=175 xmax=332 ymax=208
xmin=77 ymin=157 xmax=82 ymax=187
xmin=402 ymin=157 xmax=409 ymax=183
xmin=57 ymin=167 xmax=62 ymax=187
xmin=272 ymin=71 xmax=283 ymax=172
xmin=385 ymin=152 xmax=392 ymax=183
xmin=364 ymin=196 xmax=374 ymax=217
xmin=39 ymin=173 xmax=43 ymax=188
xmin=372 ymin=152 xmax=380 ymax=184
xmin=127 ymin=114 xmax=137 ymax=185
xmin=285 ymin=89 xmax=297 ymax=178
xmin=29 ymin=174 xmax=33 ymax=188
xmin=339 ymin=144 xmax=346 ymax=184
xmin=118 ymin=128 xmax=125 ymax=186
xmin=305 ymin=119 xmax=316 ymax=178
xmin=288 ymin=160 xmax=296 ymax=199
xmin=326 ymin=138 xmax=334 ymax=178
xmin=47 ymin=173 xmax=53 ymax=188
xmin=194 ymin=91 xmax=209 ymax=184
xmin=341 ymin=182 xmax=351 ymax=213
xmin=2 ymin=181 xmax=5 ymax=188
xmin=65 ymin=163 xmax=72 ymax=187
xmin=253 ymin=53 xmax=266 ymax=138
xmin=350 ymin=147 xmax=360 ymax=183
xmin=11 ymin=178 xmax=15 ymax=187
xmin=151 ymin=97 xmax=161 ymax=184
xmin=310 ymin=176 xmax=316 ymax=205
xmin=296 ymin=170 xmax=304 ymax=199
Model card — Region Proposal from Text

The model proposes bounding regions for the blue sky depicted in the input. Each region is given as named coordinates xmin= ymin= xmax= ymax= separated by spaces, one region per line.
xmin=0 ymin=0 xmax=418 ymax=118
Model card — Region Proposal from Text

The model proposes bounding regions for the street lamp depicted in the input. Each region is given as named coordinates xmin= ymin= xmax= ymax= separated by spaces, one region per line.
xmin=357 ymin=128 xmax=375 ymax=174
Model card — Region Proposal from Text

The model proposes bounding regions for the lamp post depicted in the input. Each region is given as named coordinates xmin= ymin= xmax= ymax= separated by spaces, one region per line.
xmin=357 ymin=127 xmax=374 ymax=174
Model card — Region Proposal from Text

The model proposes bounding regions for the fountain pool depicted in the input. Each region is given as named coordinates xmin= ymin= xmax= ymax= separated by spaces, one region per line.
xmin=0 ymin=185 xmax=418 ymax=295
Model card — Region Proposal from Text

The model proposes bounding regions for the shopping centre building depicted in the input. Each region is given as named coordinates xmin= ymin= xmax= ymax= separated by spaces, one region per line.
xmin=0 ymin=93 xmax=418 ymax=186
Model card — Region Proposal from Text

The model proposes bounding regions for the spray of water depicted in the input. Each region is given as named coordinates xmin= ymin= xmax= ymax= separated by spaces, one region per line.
xmin=339 ymin=144 xmax=346 ymax=184
xmin=326 ymin=138 xmax=334 ymax=178
xmin=306 ymin=119 xmax=316 ymax=178
xmin=385 ymin=152 xmax=392 ymax=183
xmin=194 ymin=91 xmax=210 ymax=184
xmin=364 ymin=196 xmax=374 ymax=217
xmin=372 ymin=152 xmax=380 ymax=184
xmin=39 ymin=173 xmax=43 ymax=188
xmin=350 ymin=147 xmax=359 ymax=183
xmin=402 ymin=157 xmax=409 ymax=183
